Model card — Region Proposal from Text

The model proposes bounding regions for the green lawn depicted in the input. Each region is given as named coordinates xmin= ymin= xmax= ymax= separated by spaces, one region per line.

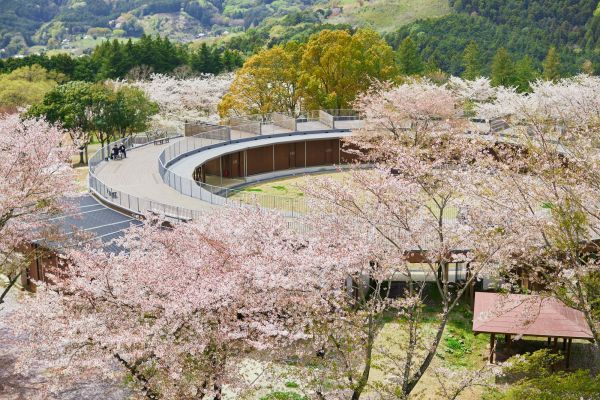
xmin=371 ymin=303 xmax=490 ymax=399
xmin=230 ymin=171 xmax=460 ymax=220
xmin=326 ymin=0 xmax=452 ymax=33
xmin=228 ymin=172 xmax=347 ymax=213
xmin=248 ymin=295 xmax=491 ymax=400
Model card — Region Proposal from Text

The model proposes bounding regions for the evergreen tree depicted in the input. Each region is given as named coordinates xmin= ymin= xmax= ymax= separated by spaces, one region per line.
xmin=513 ymin=55 xmax=538 ymax=92
xmin=191 ymin=43 xmax=212 ymax=73
xmin=222 ymin=50 xmax=234 ymax=72
xmin=135 ymin=35 xmax=155 ymax=68
xmin=491 ymin=47 xmax=515 ymax=87
xmin=542 ymin=46 xmax=561 ymax=81
xmin=462 ymin=40 xmax=482 ymax=80
xmin=424 ymin=54 xmax=440 ymax=73
xmin=397 ymin=37 xmax=424 ymax=75
xmin=96 ymin=40 xmax=124 ymax=79
xmin=210 ymin=46 xmax=224 ymax=74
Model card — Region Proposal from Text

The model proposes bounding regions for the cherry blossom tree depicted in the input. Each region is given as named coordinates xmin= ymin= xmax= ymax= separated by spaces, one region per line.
xmin=122 ymin=74 xmax=233 ymax=132
xmin=0 ymin=114 xmax=76 ymax=306
xmin=8 ymin=208 xmax=343 ymax=399
xmin=471 ymin=75 xmax=600 ymax=348
xmin=288 ymin=82 xmax=533 ymax=399
xmin=447 ymin=76 xmax=497 ymax=103
xmin=296 ymin=77 xmax=600 ymax=398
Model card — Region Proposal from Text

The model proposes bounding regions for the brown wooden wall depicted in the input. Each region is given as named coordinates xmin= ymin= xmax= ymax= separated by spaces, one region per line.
xmin=20 ymin=243 xmax=60 ymax=292
xmin=246 ymin=146 xmax=274 ymax=176
xmin=198 ymin=138 xmax=360 ymax=182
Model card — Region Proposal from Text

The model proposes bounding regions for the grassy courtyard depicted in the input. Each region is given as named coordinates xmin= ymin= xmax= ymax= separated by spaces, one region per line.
xmin=229 ymin=171 xmax=459 ymax=220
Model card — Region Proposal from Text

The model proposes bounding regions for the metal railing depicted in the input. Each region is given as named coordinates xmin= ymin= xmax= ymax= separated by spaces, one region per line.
xmin=86 ymin=112 xmax=356 ymax=222
xmin=158 ymin=110 xmax=364 ymax=217
xmin=88 ymin=133 xmax=206 ymax=222
xmin=88 ymin=111 xmax=464 ymax=228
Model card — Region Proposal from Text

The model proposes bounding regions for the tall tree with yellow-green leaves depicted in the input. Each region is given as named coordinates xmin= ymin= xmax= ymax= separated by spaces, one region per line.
xmin=461 ymin=41 xmax=483 ymax=80
xmin=218 ymin=42 xmax=303 ymax=117
xmin=0 ymin=65 xmax=63 ymax=112
xmin=299 ymin=29 xmax=398 ymax=110
xmin=542 ymin=46 xmax=561 ymax=81
xmin=219 ymin=29 xmax=398 ymax=116
xmin=491 ymin=47 xmax=515 ymax=87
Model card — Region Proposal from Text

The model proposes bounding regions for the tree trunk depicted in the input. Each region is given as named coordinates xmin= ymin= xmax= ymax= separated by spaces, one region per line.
xmin=0 ymin=271 xmax=22 ymax=306
xmin=114 ymin=353 xmax=159 ymax=399
xmin=351 ymin=314 xmax=375 ymax=400
xmin=403 ymin=312 xmax=451 ymax=395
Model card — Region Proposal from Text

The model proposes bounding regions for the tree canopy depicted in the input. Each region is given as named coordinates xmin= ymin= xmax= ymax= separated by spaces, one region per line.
xmin=220 ymin=28 xmax=398 ymax=116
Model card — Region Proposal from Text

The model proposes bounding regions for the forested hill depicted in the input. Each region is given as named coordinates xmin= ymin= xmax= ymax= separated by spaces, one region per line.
xmin=0 ymin=0 xmax=321 ymax=56
xmin=387 ymin=0 xmax=600 ymax=75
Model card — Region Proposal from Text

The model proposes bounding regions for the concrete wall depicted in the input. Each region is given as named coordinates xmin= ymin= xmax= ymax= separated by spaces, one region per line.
xmin=272 ymin=112 xmax=297 ymax=131
xmin=185 ymin=122 xmax=220 ymax=137
xmin=319 ymin=110 xmax=334 ymax=128
xmin=228 ymin=116 xmax=262 ymax=135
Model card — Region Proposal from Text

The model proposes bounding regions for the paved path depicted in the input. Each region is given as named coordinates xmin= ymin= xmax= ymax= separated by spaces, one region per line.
xmin=95 ymin=140 xmax=215 ymax=212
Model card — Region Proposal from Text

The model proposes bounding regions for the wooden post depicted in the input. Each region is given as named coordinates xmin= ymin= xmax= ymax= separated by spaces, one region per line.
xmin=553 ymin=337 xmax=558 ymax=351
xmin=562 ymin=337 xmax=567 ymax=351
xmin=489 ymin=333 xmax=496 ymax=363
xmin=566 ymin=338 xmax=572 ymax=369
xmin=219 ymin=156 xmax=223 ymax=186
xmin=547 ymin=337 xmax=552 ymax=347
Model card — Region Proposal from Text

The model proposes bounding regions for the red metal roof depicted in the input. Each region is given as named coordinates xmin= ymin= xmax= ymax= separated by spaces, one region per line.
xmin=472 ymin=292 xmax=593 ymax=339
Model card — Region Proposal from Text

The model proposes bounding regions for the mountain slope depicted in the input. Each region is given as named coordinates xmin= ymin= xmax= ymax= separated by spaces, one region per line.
xmin=387 ymin=0 xmax=600 ymax=75
xmin=0 ymin=0 xmax=322 ymax=55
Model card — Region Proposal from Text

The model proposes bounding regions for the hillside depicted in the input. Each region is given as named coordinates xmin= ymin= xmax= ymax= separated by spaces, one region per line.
xmin=0 ymin=0 xmax=322 ymax=56
xmin=387 ymin=0 xmax=600 ymax=75
xmin=324 ymin=0 xmax=451 ymax=33
xmin=0 ymin=0 xmax=451 ymax=57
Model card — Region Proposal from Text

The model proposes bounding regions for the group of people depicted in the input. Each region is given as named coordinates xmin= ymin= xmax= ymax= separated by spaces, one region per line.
xmin=110 ymin=144 xmax=127 ymax=160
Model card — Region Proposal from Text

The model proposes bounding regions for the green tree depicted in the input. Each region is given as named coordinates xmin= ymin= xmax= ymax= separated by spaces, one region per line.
xmin=491 ymin=47 xmax=515 ymax=87
xmin=513 ymin=55 xmax=539 ymax=92
xmin=191 ymin=43 xmax=213 ymax=73
xmin=28 ymin=81 xmax=100 ymax=163
xmin=486 ymin=350 xmax=600 ymax=400
xmin=397 ymin=37 xmax=424 ymax=75
xmin=97 ymin=40 xmax=133 ymax=80
xmin=29 ymin=81 xmax=157 ymax=163
xmin=300 ymin=29 xmax=397 ymax=110
xmin=0 ymin=65 xmax=61 ymax=111
xmin=462 ymin=40 xmax=483 ymax=80
xmin=542 ymin=46 xmax=561 ymax=81
xmin=219 ymin=42 xmax=303 ymax=117
xmin=109 ymin=84 xmax=159 ymax=138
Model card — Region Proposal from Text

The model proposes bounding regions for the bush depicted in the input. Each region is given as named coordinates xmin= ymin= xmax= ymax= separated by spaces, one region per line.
xmin=260 ymin=392 xmax=307 ymax=400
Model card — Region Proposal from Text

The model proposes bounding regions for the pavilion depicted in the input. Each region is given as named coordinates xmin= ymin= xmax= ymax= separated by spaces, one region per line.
xmin=472 ymin=292 xmax=594 ymax=368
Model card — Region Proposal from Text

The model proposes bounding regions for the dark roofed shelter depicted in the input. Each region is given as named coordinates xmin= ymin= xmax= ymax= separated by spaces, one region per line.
xmin=472 ymin=292 xmax=594 ymax=368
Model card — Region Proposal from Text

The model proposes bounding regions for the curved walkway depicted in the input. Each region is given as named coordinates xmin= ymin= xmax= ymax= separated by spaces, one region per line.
xmin=94 ymin=119 xmax=365 ymax=218
xmin=94 ymin=139 xmax=217 ymax=213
